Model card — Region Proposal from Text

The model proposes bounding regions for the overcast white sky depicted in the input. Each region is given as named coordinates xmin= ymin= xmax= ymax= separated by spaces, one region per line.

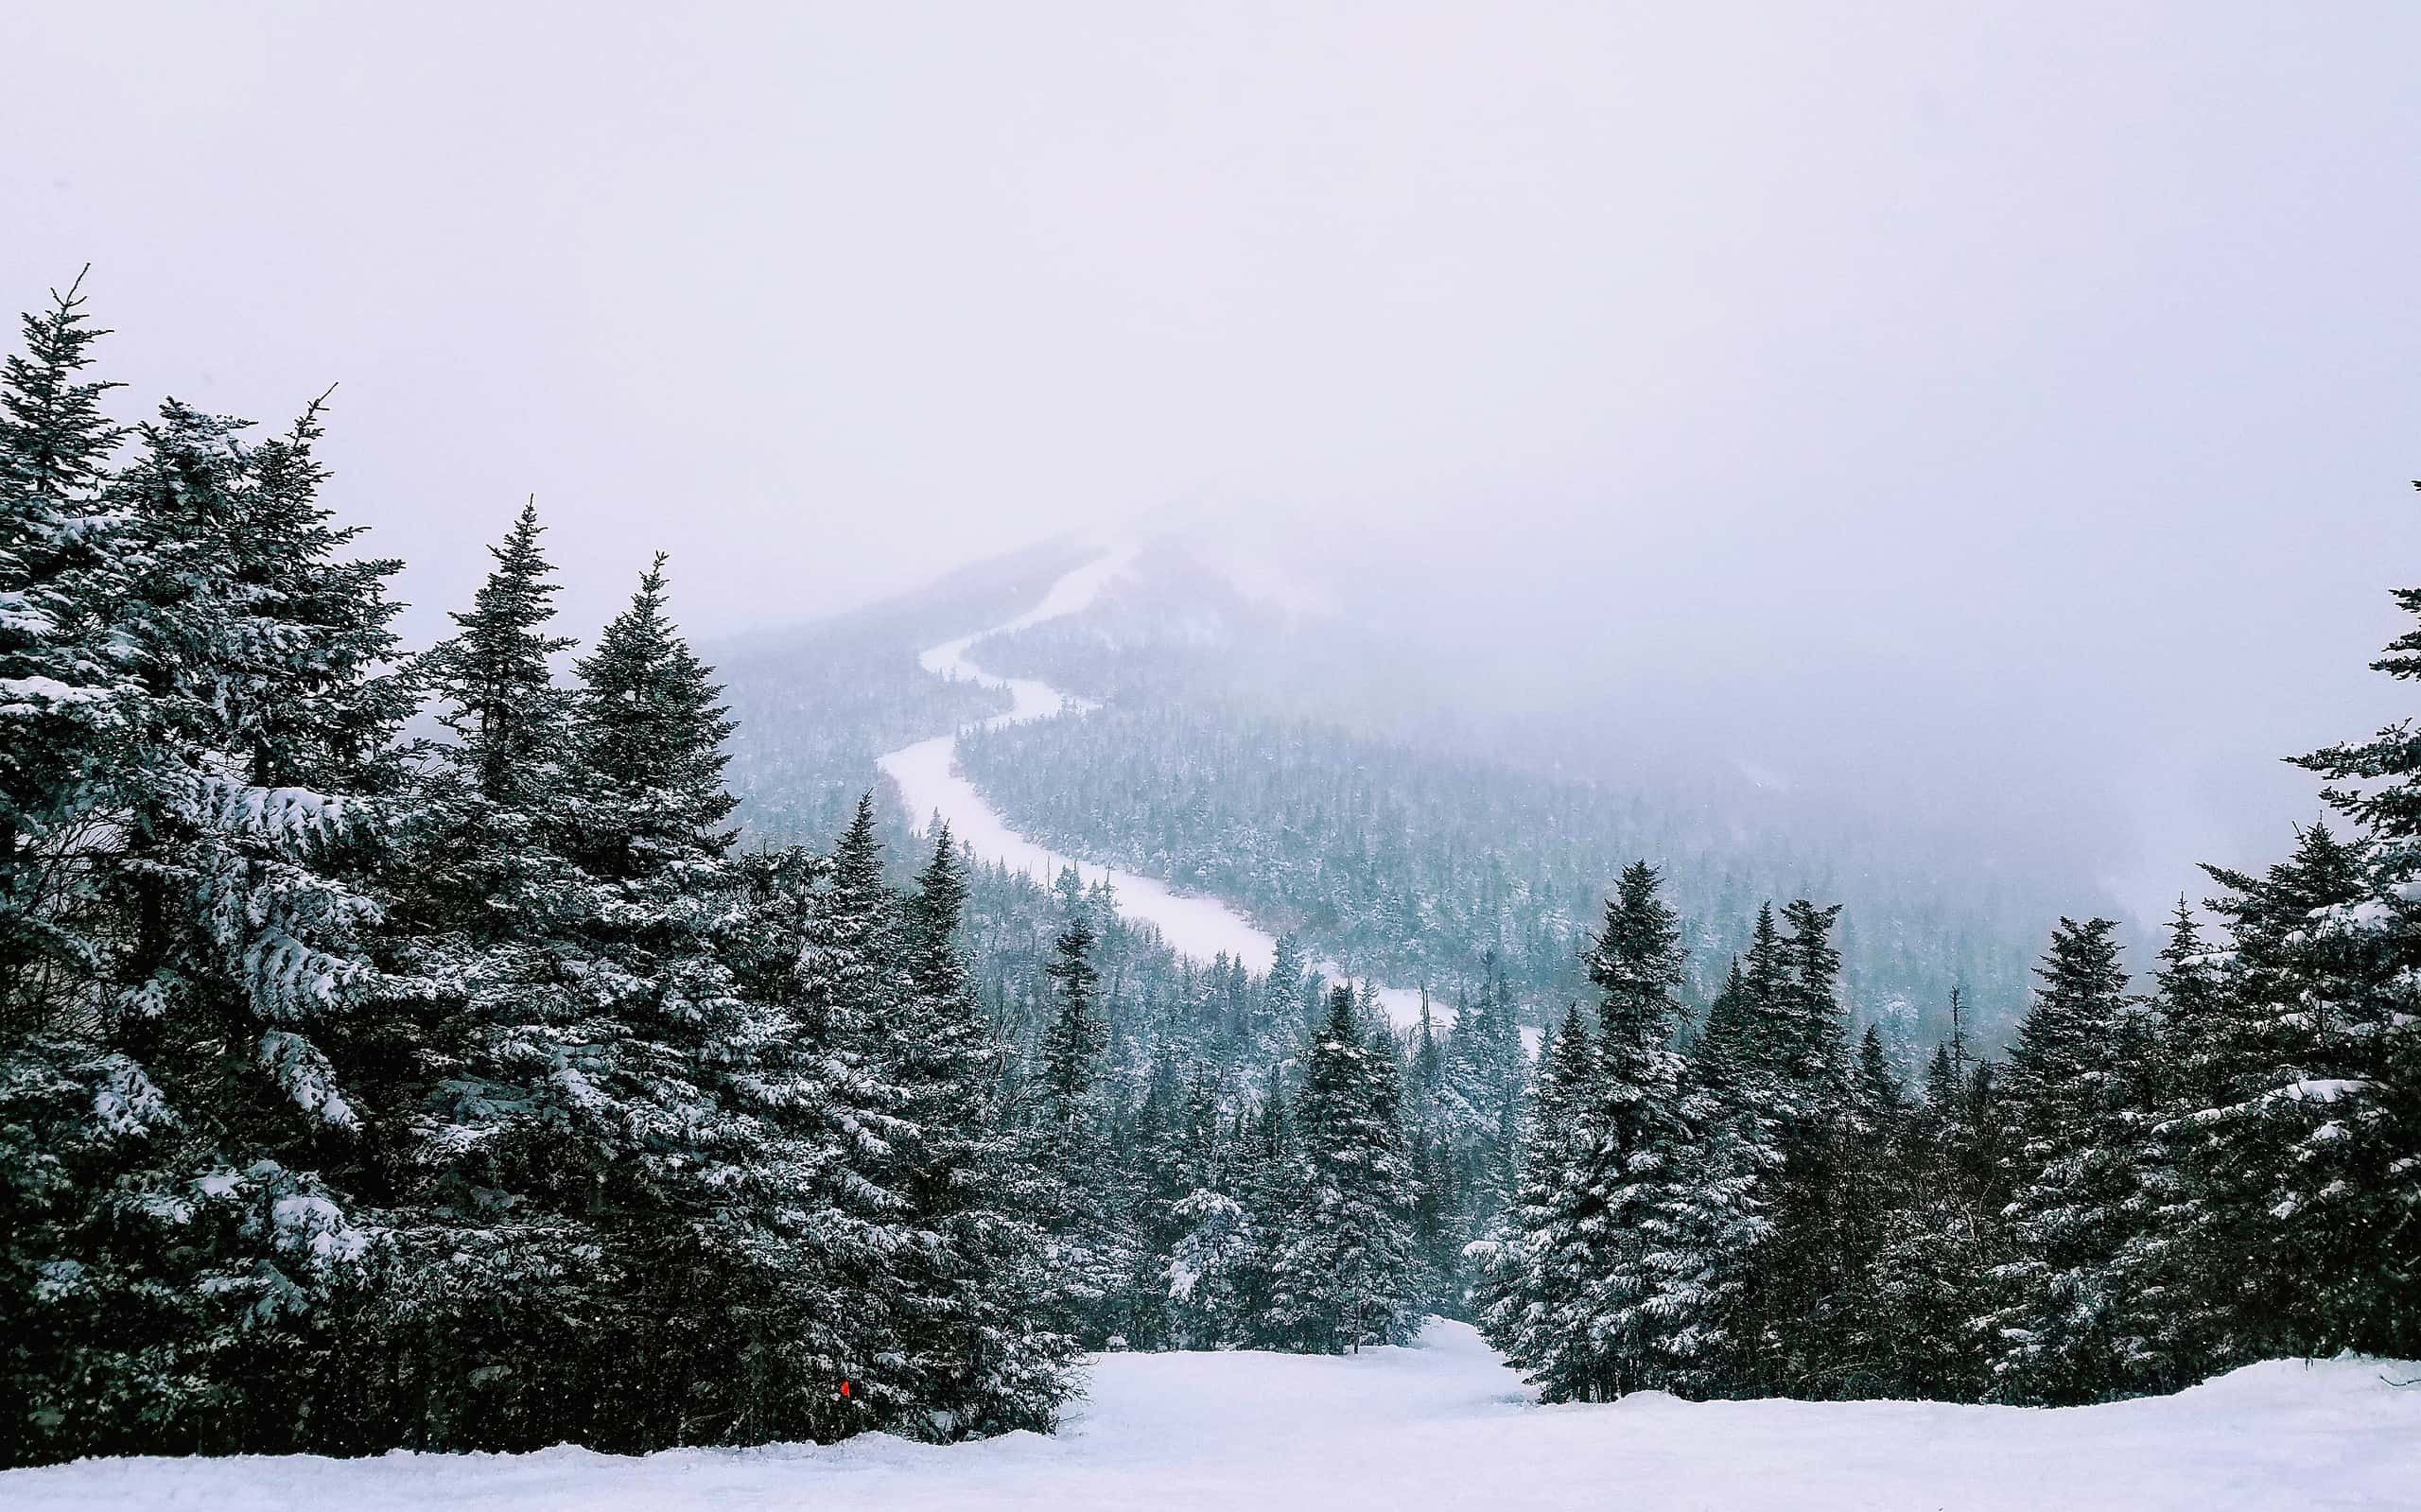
xmin=5 ymin=3 xmax=2416 ymax=909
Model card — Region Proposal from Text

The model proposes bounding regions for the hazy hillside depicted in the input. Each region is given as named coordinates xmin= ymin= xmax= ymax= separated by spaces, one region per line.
xmin=879 ymin=541 xmax=2087 ymax=1046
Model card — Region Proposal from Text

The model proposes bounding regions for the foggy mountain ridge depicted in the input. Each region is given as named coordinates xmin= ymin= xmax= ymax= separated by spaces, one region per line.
xmin=715 ymin=535 xmax=2116 ymax=1048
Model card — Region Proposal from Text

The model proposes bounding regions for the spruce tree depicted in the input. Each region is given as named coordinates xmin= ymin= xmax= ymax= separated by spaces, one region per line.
xmin=1026 ymin=896 xmax=1136 ymax=1345
xmin=1402 ymin=994 xmax=1468 ymax=1312
xmin=1255 ymin=931 xmax=1307 ymax=1083
xmin=2120 ymin=901 xmax=2233 ymax=1389
xmin=895 ymin=829 xmax=1073 ymax=1434
xmin=2190 ymin=825 xmax=2396 ymax=1363
xmin=1270 ymin=984 xmax=1421 ymax=1352
xmin=1829 ymin=1023 xmax=1908 ymax=1394
xmin=1870 ymin=1017 xmax=1998 ymax=1399
xmin=550 ymin=555 xmax=771 ymax=1445
xmin=1476 ymin=1002 xmax=1601 ymax=1394
xmin=1228 ymin=1089 xmax=1297 ymax=1347
xmin=377 ymin=503 xmax=609 ymax=1451
xmin=1573 ymin=862 xmax=1697 ymax=1397
xmin=2278 ymin=550 xmax=2421 ymax=1359
xmin=1437 ymin=952 xmax=1526 ymax=1247
xmin=423 ymin=500 xmax=575 ymax=806
xmin=4 ymin=382 xmax=411 ymax=1460
xmin=1760 ymin=899 xmax=1859 ymax=1391
xmin=1984 ymin=917 xmax=2148 ymax=1403
xmin=0 ymin=270 xmax=130 ymax=1031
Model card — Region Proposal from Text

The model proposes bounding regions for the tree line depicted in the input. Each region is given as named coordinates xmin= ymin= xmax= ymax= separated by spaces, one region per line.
xmin=951 ymin=690 xmax=2051 ymax=1049
xmin=1478 ymin=721 xmax=2419 ymax=1403
xmin=0 ymin=277 xmax=1521 ymax=1468
xmin=0 ymin=280 xmax=1082 ymax=1464
xmin=5 ymin=274 xmax=2413 ymax=1468
xmin=993 ymin=896 xmax=1527 ymax=1357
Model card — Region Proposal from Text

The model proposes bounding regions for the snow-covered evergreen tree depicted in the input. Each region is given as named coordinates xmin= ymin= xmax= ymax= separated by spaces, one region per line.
xmin=1269 ymin=985 xmax=1421 ymax=1352
xmin=0 ymin=270 xmax=130 ymax=1031
xmin=893 ymin=829 xmax=1074 ymax=1433
xmin=2272 ymin=562 xmax=2421 ymax=1360
xmin=384 ymin=503 xmax=616 ymax=1450
xmin=2118 ymin=902 xmax=2234 ymax=1390
xmin=1025 ymin=895 xmax=1140 ymax=1346
xmin=3 ymin=367 xmax=410 ymax=1458
xmin=1572 ymin=862 xmax=1698 ymax=1397
xmin=1475 ymin=1002 xmax=1599 ymax=1393
xmin=1983 ymin=917 xmax=2151 ymax=1403
xmin=1870 ymin=1017 xmax=2001 ymax=1399
xmin=423 ymin=500 xmax=576 ymax=806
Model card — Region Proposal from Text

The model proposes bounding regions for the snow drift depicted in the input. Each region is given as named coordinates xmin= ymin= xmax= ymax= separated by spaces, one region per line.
xmin=9 ymin=1320 xmax=2413 ymax=1511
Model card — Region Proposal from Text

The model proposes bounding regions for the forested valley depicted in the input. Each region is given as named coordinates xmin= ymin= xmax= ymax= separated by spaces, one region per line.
xmin=4 ymin=282 xmax=2415 ymax=1476
xmin=948 ymin=544 xmax=2090 ymax=1051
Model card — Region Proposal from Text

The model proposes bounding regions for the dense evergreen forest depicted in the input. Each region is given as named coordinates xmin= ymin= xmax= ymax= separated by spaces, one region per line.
xmin=949 ymin=546 xmax=2081 ymax=1049
xmin=0 ymin=282 xmax=1095 ymax=1463
xmin=955 ymin=696 xmax=2042 ymax=1046
xmin=3 ymin=279 xmax=2414 ymax=1472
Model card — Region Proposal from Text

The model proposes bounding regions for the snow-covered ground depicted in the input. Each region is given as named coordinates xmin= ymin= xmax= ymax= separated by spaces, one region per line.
xmin=12 ymin=1320 xmax=2414 ymax=1510
xmin=876 ymin=546 xmax=1437 ymax=1029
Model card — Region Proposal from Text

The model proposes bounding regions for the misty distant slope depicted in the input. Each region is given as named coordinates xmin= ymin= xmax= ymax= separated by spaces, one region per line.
xmin=713 ymin=537 xmax=2106 ymax=1044
xmin=964 ymin=543 xmax=2091 ymax=1045
xmin=711 ymin=540 xmax=1092 ymax=847
xmin=957 ymin=699 xmax=2053 ymax=1041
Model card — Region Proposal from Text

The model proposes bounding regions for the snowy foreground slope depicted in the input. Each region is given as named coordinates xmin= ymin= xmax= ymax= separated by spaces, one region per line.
xmin=9 ymin=1322 xmax=2416 ymax=1512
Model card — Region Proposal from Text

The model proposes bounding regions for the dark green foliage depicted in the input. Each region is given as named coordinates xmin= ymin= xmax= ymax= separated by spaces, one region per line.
xmin=1980 ymin=918 xmax=2155 ymax=1402
xmin=1268 ymin=986 xmax=1421 ymax=1352
xmin=423 ymin=500 xmax=576 ymax=807
xmin=1 ymin=269 xmax=130 ymax=1032
xmin=6 ymin=279 xmax=2418 ymax=1466
xmin=0 ymin=291 xmax=1074 ymax=1465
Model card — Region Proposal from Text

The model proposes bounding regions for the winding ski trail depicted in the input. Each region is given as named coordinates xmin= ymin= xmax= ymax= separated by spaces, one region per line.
xmin=874 ymin=546 xmax=1436 ymax=1027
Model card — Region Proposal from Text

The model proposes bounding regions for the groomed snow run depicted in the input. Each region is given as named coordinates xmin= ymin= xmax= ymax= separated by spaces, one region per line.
xmin=876 ymin=545 xmax=1437 ymax=1029
xmin=10 ymin=1320 xmax=2415 ymax=1510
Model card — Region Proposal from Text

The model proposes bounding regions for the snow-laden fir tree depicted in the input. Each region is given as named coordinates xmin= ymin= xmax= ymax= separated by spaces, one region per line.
xmin=1254 ymin=932 xmax=1307 ymax=1083
xmin=1570 ymin=861 xmax=1697 ymax=1399
xmin=541 ymin=553 xmax=807 ymax=1446
xmin=0 ymin=269 xmax=130 ymax=1031
xmin=1402 ymin=994 xmax=1468 ymax=1311
xmin=1982 ymin=917 xmax=2153 ymax=1403
xmin=2268 ymin=565 xmax=2421 ymax=1360
xmin=1741 ymin=899 xmax=1860 ymax=1394
xmin=386 ymin=502 xmax=618 ymax=1450
xmin=1224 ymin=1086 xmax=1297 ymax=1347
xmin=1025 ymin=895 xmax=1141 ymax=1346
xmin=1474 ymin=1002 xmax=1598 ymax=1392
xmin=4 ymin=368 xmax=411 ymax=1457
xmin=1269 ymin=984 xmax=1421 ymax=1352
xmin=1826 ymin=1022 xmax=1911 ymax=1394
xmin=893 ymin=829 xmax=1075 ymax=1434
xmin=1646 ymin=954 xmax=1771 ymax=1397
xmin=1869 ymin=1002 xmax=2002 ymax=1399
xmin=2116 ymin=903 xmax=2236 ymax=1390
xmin=422 ymin=499 xmax=576 ymax=805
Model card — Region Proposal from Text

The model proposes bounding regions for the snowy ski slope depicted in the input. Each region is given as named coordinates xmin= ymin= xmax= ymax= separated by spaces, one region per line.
xmin=9 ymin=1319 xmax=2413 ymax=1510
xmin=876 ymin=545 xmax=1437 ymax=1028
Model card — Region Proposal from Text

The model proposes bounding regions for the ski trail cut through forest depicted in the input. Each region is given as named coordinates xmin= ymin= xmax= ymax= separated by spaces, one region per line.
xmin=876 ymin=547 xmax=1439 ymax=1029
